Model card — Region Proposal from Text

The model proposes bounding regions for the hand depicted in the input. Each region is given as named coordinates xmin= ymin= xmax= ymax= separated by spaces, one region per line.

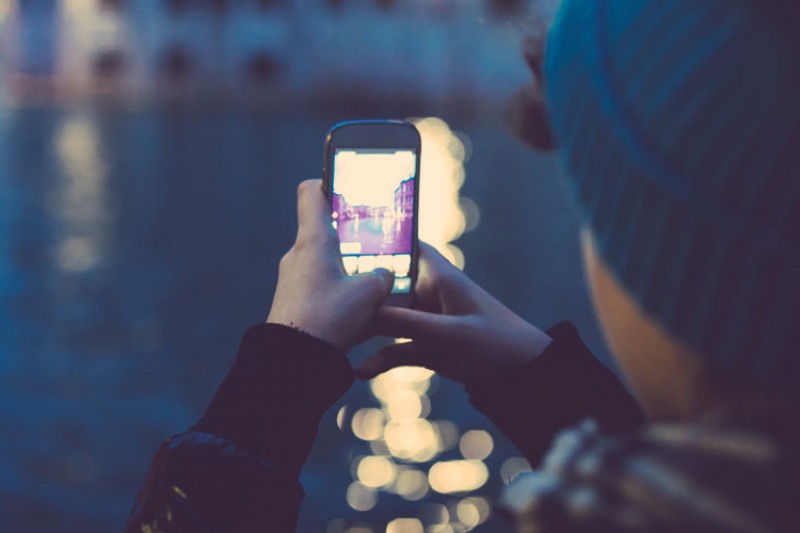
xmin=357 ymin=243 xmax=552 ymax=385
xmin=267 ymin=179 xmax=394 ymax=352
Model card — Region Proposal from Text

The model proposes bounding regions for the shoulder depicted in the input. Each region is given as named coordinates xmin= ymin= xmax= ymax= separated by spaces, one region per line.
xmin=499 ymin=418 xmax=796 ymax=532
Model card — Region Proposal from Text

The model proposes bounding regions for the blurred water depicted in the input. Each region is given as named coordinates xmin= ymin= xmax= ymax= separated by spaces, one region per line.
xmin=0 ymin=104 xmax=610 ymax=532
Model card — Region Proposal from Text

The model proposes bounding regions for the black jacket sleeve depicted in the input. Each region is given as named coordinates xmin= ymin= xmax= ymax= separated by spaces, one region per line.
xmin=125 ymin=323 xmax=354 ymax=533
xmin=466 ymin=322 xmax=645 ymax=467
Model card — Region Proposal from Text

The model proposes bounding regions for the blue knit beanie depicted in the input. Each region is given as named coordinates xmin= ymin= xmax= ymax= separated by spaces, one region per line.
xmin=545 ymin=0 xmax=800 ymax=401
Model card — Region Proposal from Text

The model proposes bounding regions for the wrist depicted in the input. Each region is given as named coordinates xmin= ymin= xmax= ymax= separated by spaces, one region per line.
xmin=500 ymin=318 xmax=553 ymax=366
xmin=266 ymin=309 xmax=346 ymax=351
xmin=462 ymin=319 xmax=552 ymax=386
xmin=525 ymin=324 xmax=554 ymax=360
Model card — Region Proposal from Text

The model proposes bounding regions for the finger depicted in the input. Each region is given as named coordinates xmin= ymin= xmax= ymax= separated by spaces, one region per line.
xmin=419 ymin=241 xmax=454 ymax=267
xmin=370 ymin=306 xmax=460 ymax=341
xmin=418 ymin=241 xmax=468 ymax=278
xmin=296 ymin=179 xmax=337 ymax=243
xmin=415 ymin=242 xmax=475 ymax=311
xmin=356 ymin=341 xmax=428 ymax=380
xmin=350 ymin=268 xmax=394 ymax=302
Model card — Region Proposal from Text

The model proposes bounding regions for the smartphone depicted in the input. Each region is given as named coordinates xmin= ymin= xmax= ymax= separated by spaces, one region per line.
xmin=323 ymin=120 xmax=421 ymax=307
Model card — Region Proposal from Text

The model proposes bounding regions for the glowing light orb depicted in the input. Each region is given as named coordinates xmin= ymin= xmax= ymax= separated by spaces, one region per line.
xmin=351 ymin=408 xmax=385 ymax=442
xmin=385 ymin=518 xmax=423 ymax=533
xmin=384 ymin=419 xmax=440 ymax=463
xmin=433 ymin=420 xmax=460 ymax=451
xmin=392 ymin=469 xmax=429 ymax=501
xmin=370 ymin=367 xmax=431 ymax=402
xmin=428 ymin=460 xmax=489 ymax=494
xmin=458 ymin=430 xmax=494 ymax=461
xmin=411 ymin=117 xmax=474 ymax=269
xmin=456 ymin=497 xmax=491 ymax=530
xmin=384 ymin=389 xmax=423 ymax=421
xmin=54 ymin=116 xmax=110 ymax=273
xmin=356 ymin=456 xmax=396 ymax=489
xmin=347 ymin=482 xmax=378 ymax=512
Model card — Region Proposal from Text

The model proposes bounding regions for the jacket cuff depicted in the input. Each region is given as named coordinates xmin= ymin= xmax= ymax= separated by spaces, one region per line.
xmin=192 ymin=323 xmax=355 ymax=477
xmin=467 ymin=321 xmax=644 ymax=466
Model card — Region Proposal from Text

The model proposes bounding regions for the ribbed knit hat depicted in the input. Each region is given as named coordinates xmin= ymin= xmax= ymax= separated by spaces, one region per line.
xmin=545 ymin=0 xmax=800 ymax=401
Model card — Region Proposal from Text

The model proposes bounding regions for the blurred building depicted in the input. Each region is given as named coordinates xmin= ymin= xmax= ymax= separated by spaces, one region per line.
xmin=394 ymin=177 xmax=413 ymax=219
xmin=0 ymin=0 xmax=538 ymax=106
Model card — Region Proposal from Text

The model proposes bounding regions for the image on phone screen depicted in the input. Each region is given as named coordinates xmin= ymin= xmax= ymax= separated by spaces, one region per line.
xmin=331 ymin=149 xmax=416 ymax=294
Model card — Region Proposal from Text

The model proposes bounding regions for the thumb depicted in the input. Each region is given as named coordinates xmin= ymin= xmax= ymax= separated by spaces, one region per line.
xmin=350 ymin=267 xmax=394 ymax=302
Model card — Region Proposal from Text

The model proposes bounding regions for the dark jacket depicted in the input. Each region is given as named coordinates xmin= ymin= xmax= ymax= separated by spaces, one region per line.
xmin=124 ymin=322 xmax=797 ymax=532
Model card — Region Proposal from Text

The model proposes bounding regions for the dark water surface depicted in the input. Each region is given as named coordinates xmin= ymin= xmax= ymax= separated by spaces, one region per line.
xmin=0 ymin=105 xmax=610 ymax=531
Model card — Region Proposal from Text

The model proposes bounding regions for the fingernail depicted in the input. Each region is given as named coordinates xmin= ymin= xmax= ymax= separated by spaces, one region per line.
xmin=374 ymin=268 xmax=394 ymax=288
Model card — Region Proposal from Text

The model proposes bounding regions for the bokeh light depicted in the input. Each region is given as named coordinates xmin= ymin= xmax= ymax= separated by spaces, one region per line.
xmin=458 ymin=430 xmax=494 ymax=461
xmin=428 ymin=460 xmax=489 ymax=494
xmin=356 ymin=456 xmax=396 ymax=489
xmin=500 ymin=457 xmax=533 ymax=484
xmin=384 ymin=389 xmax=423 ymax=421
xmin=411 ymin=116 xmax=477 ymax=269
xmin=347 ymin=482 xmax=378 ymax=512
xmin=433 ymin=421 xmax=460 ymax=452
xmin=54 ymin=115 xmax=110 ymax=274
xmin=370 ymin=365 xmax=432 ymax=402
xmin=370 ymin=439 xmax=391 ymax=457
xmin=391 ymin=468 xmax=429 ymax=501
xmin=385 ymin=518 xmax=423 ymax=533
xmin=351 ymin=408 xmax=386 ymax=442
xmin=384 ymin=419 xmax=439 ymax=463
xmin=460 ymin=197 xmax=481 ymax=234
xmin=456 ymin=497 xmax=491 ymax=530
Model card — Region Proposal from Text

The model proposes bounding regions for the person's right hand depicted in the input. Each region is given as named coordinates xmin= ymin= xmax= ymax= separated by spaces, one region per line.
xmin=356 ymin=243 xmax=553 ymax=385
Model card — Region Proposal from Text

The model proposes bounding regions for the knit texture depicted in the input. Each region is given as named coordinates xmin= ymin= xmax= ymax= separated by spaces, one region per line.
xmin=545 ymin=0 xmax=800 ymax=400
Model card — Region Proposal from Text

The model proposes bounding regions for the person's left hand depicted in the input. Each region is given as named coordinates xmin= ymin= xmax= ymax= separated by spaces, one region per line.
xmin=267 ymin=179 xmax=395 ymax=352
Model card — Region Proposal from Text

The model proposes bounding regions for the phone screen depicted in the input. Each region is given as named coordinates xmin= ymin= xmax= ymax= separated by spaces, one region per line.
xmin=331 ymin=148 xmax=417 ymax=294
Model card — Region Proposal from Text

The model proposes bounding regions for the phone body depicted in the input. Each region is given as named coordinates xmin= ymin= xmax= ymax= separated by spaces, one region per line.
xmin=323 ymin=120 xmax=421 ymax=308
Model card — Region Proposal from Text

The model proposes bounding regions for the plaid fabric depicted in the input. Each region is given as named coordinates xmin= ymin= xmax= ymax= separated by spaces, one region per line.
xmin=500 ymin=418 xmax=799 ymax=532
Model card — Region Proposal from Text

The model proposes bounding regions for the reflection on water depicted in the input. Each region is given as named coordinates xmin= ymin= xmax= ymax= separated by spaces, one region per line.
xmin=0 ymin=105 xmax=596 ymax=532
xmin=414 ymin=117 xmax=473 ymax=269
xmin=386 ymin=517 xmax=424 ymax=533
xmin=53 ymin=114 xmax=109 ymax=273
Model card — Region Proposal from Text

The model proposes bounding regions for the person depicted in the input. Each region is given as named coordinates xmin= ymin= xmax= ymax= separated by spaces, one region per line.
xmin=125 ymin=0 xmax=800 ymax=531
